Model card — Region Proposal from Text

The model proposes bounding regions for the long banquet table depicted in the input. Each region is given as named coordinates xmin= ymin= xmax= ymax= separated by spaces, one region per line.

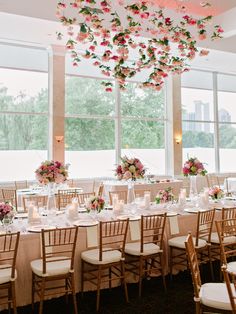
xmin=9 ymin=200 xmax=227 ymax=307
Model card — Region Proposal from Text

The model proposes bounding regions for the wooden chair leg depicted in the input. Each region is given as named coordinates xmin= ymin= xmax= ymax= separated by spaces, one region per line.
xmin=169 ymin=247 xmax=173 ymax=280
xmin=121 ymin=260 xmax=129 ymax=303
xmin=8 ymin=286 xmax=11 ymax=314
xmin=11 ymin=281 xmax=17 ymax=314
xmin=65 ymin=278 xmax=69 ymax=304
xmin=208 ymin=246 xmax=214 ymax=281
xmin=39 ymin=278 xmax=46 ymax=314
xmin=138 ymin=257 xmax=143 ymax=297
xmin=109 ymin=267 xmax=112 ymax=290
xmin=160 ymin=254 xmax=167 ymax=291
xmin=71 ymin=274 xmax=78 ymax=314
xmin=81 ymin=260 xmax=84 ymax=297
xmin=31 ymin=272 xmax=35 ymax=312
xmin=96 ymin=267 xmax=102 ymax=312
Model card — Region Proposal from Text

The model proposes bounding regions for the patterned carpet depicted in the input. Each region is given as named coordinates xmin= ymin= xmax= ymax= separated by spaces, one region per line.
xmin=11 ymin=271 xmax=197 ymax=314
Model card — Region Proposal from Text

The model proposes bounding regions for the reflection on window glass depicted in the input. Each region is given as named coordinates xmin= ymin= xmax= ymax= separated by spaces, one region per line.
xmin=65 ymin=76 xmax=115 ymax=116
xmin=120 ymin=82 xmax=165 ymax=118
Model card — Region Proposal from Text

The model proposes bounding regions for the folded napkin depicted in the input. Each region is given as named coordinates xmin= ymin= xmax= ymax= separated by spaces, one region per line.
xmin=130 ymin=221 xmax=141 ymax=241
xmin=169 ymin=216 xmax=179 ymax=235
xmin=86 ymin=225 xmax=98 ymax=248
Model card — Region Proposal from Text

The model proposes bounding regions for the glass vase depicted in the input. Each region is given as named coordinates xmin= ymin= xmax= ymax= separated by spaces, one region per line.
xmin=189 ymin=175 xmax=198 ymax=197
xmin=47 ymin=182 xmax=57 ymax=210
xmin=127 ymin=181 xmax=135 ymax=204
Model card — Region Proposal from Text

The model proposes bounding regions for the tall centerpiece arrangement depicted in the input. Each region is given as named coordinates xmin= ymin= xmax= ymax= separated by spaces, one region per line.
xmin=115 ymin=156 xmax=146 ymax=181
xmin=56 ymin=0 xmax=223 ymax=92
xmin=182 ymin=157 xmax=207 ymax=195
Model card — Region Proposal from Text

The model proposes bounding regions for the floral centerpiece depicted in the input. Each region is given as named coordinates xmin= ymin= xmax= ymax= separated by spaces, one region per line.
xmin=155 ymin=187 xmax=174 ymax=204
xmin=115 ymin=156 xmax=146 ymax=181
xmin=35 ymin=160 xmax=69 ymax=185
xmin=0 ymin=202 xmax=15 ymax=222
xmin=86 ymin=196 xmax=105 ymax=213
xmin=182 ymin=157 xmax=207 ymax=177
xmin=209 ymin=186 xmax=224 ymax=200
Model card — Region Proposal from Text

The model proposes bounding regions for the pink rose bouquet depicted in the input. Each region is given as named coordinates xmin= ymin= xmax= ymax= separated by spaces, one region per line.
xmin=155 ymin=187 xmax=174 ymax=204
xmin=0 ymin=202 xmax=15 ymax=221
xmin=35 ymin=160 xmax=69 ymax=185
xmin=86 ymin=196 xmax=105 ymax=213
xmin=115 ymin=156 xmax=146 ymax=181
xmin=209 ymin=186 xmax=224 ymax=200
xmin=183 ymin=157 xmax=207 ymax=177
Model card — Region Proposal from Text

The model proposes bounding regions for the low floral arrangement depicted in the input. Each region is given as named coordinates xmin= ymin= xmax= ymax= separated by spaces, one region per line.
xmin=86 ymin=196 xmax=105 ymax=213
xmin=182 ymin=157 xmax=207 ymax=177
xmin=209 ymin=186 xmax=224 ymax=200
xmin=0 ymin=202 xmax=15 ymax=221
xmin=115 ymin=156 xmax=146 ymax=181
xmin=155 ymin=187 xmax=174 ymax=204
xmin=35 ymin=160 xmax=69 ymax=185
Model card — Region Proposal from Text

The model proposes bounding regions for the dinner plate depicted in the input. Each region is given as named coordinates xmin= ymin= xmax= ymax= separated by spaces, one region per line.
xmin=73 ymin=220 xmax=98 ymax=227
xmin=27 ymin=225 xmax=56 ymax=233
xmin=78 ymin=208 xmax=87 ymax=213
xmin=166 ymin=211 xmax=178 ymax=217
xmin=15 ymin=212 xmax=28 ymax=219
xmin=116 ymin=214 xmax=141 ymax=221
xmin=184 ymin=208 xmax=206 ymax=214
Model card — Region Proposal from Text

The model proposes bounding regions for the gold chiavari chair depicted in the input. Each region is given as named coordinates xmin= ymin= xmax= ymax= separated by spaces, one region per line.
xmin=97 ymin=183 xmax=104 ymax=197
xmin=2 ymin=189 xmax=17 ymax=210
xmin=81 ymin=219 xmax=129 ymax=311
xmin=31 ymin=227 xmax=79 ymax=314
xmin=77 ymin=192 xmax=95 ymax=206
xmin=169 ymin=209 xmax=215 ymax=279
xmin=222 ymin=265 xmax=236 ymax=314
xmin=109 ymin=190 xmax=128 ymax=205
xmin=14 ymin=180 xmax=28 ymax=190
xmin=0 ymin=189 xmax=4 ymax=203
xmin=185 ymin=233 xmax=232 ymax=314
xmin=206 ymin=173 xmax=220 ymax=188
xmin=57 ymin=192 xmax=79 ymax=210
xmin=125 ymin=214 xmax=167 ymax=296
xmin=0 ymin=232 xmax=20 ymax=314
xmin=22 ymin=195 xmax=48 ymax=212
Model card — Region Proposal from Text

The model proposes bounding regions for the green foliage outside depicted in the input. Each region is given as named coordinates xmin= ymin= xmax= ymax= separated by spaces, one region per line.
xmin=0 ymin=76 xmax=236 ymax=151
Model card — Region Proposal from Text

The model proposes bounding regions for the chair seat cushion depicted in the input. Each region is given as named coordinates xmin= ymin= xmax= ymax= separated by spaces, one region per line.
xmin=200 ymin=282 xmax=232 ymax=311
xmin=226 ymin=261 xmax=236 ymax=273
xmin=0 ymin=264 xmax=17 ymax=284
xmin=125 ymin=242 xmax=161 ymax=256
xmin=168 ymin=236 xmax=207 ymax=249
xmin=81 ymin=248 xmax=122 ymax=265
xmin=31 ymin=256 xmax=71 ymax=277
xmin=203 ymin=232 xmax=236 ymax=244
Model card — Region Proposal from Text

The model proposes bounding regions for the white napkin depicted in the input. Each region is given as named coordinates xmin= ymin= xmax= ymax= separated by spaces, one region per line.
xmin=130 ymin=221 xmax=141 ymax=241
xmin=86 ymin=225 xmax=98 ymax=248
xmin=169 ymin=216 xmax=179 ymax=235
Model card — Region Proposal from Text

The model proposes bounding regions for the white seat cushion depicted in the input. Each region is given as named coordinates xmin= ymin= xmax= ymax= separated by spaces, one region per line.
xmin=200 ymin=283 xmax=232 ymax=311
xmin=226 ymin=261 xmax=236 ymax=274
xmin=31 ymin=256 xmax=71 ymax=277
xmin=168 ymin=236 xmax=207 ymax=249
xmin=125 ymin=242 xmax=161 ymax=256
xmin=0 ymin=264 xmax=17 ymax=284
xmin=202 ymin=232 xmax=236 ymax=244
xmin=81 ymin=248 xmax=122 ymax=265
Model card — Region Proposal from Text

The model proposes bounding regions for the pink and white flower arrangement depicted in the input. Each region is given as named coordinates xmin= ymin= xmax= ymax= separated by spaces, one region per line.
xmin=57 ymin=1 xmax=223 ymax=92
xmin=35 ymin=160 xmax=69 ymax=185
xmin=183 ymin=157 xmax=207 ymax=177
xmin=209 ymin=186 xmax=224 ymax=200
xmin=155 ymin=187 xmax=174 ymax=204
xmin=115 ymin=156 xmax=146 ymax=181
xmin=86 ymin=196 xmax=105 ymax=213
xmin=0 ymin=202 xmax=14 ymax=221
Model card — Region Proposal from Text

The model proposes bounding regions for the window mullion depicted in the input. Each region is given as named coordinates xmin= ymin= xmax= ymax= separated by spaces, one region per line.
xmin=213 ymin=72 xmax=220 ymax=173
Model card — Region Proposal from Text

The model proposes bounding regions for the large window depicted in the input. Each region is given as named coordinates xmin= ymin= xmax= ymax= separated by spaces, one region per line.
xmin=0 ymin=44 xmax=48 ymax=181
xmin=182 ymin=70 xmax=236 ymax=173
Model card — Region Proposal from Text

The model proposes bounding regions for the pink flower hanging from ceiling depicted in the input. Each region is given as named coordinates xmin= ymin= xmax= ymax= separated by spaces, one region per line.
xmin=56 ymin=0 xmax=223 ymax=91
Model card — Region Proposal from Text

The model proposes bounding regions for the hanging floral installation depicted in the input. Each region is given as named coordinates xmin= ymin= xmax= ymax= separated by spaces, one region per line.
xmin=56 ymin=0 xmax=223 ymax=91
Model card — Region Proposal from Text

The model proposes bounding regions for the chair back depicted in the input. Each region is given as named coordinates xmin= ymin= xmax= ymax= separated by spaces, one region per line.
xmin=0 ymin=232 xmax=20 ymax=280
xmin=0 ymin=190 xmax=4 ymax=203
xmin=97 ymin=183 xmax=104 ymax=197
xmin=222 ymin=207 xmax=236 ymax=220
xmin=109 ymin=190 xmax=128 ymax=205
xmin=222 ymin=265 xmax=236 ymax=313
xmin=196 ymin=209 xmax=215 ymax=245
xmin=134 ymin=189 xmax=151 ymax=198
xmin=206 ymin=174 xmax=220 ymax=188
xmin=185 ymin=233 xmax=201 ymax=300
xmin=98 ymin=220 xmax=129 ymax=261
xmin=141 ymin=214 xmax=166 ymax=252
xmin=15 ymin=180 xmax=28 ymax=190
xmin=2 ymin=189 xmax=17 ymax=209
xmin=22 ymin=195 xmax=48 ymax=212
xmin=215 ymin=218 xmax=236 ymax=265
xmin=77 ymin=192 xmax=95 ymax=206
xmin=41 ymin=227 xmax=78 ymax=275
xmin=57 ymin=192 xmax=79 ymax=209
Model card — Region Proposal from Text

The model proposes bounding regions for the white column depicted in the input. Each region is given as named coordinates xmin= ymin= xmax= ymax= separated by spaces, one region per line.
xmin=48 ymin=45 xmax=65 ymax=162
xmin=115 ymin=81 xmax=121 ymax=164
xmin=166 ymin=75 xmax=182 ymax=176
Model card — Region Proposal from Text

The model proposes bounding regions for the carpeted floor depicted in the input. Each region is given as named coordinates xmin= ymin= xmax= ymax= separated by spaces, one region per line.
xmin=4 ymin=265 xmax=220 ymax=314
